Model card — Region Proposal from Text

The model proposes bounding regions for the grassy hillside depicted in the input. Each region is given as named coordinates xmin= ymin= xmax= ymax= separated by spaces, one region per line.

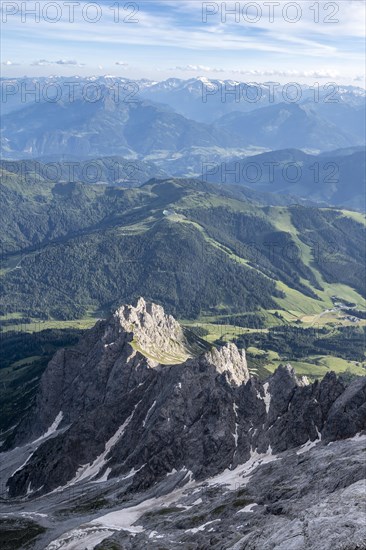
xmin=1 ymin=172 xmax=364 ymax=323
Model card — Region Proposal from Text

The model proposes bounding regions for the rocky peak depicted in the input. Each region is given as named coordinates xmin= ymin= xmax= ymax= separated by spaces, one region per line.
xmin=114 ymin=297 xmax=194 ymax=365
xmin=4 ymin=299 xmax=366 ymax=501
xmin=203 ymin=343 xmax=249 ymax=386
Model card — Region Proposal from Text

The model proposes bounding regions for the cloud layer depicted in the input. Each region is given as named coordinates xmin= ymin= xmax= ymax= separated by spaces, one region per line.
xmin=1 ymin=0 xmax=364 ymax=83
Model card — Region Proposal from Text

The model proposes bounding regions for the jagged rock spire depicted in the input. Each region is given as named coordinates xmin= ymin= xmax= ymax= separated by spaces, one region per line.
xmin=114 ymin=297 xmax=196 ymax=365
xmin=204 ymin=343 xmax=249 ymax=386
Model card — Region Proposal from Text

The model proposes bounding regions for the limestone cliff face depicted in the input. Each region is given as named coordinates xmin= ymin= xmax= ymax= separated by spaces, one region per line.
xmin=203 ymin=343 xmax=249 ymax=386
xmin=115 ymin=297 xmax=199 ymax=365
xmin=6 ymin=300 xmax=366 ymax=498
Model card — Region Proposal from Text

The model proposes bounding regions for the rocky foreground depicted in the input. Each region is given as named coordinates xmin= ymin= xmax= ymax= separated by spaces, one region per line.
xmin=0 ymin=298 xmax=365 ymax=550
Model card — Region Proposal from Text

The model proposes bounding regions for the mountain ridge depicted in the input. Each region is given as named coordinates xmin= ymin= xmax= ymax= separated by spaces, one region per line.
xmin=2 ymin=79 xmax=365 ymax=160
xmin=1 ymin=174 xmax=365 ymax=325
xmin=4 ymin=299 xmax=365 ymax=502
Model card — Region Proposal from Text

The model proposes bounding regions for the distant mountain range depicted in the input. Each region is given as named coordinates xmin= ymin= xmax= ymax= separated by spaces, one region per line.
xmin=214 ymin=102 xmax=365 ymax=151
xmin=1 ymin=95 xmax=230 ymax=158
xmin=1 ymin=77 xmax=365 ymax=161
xmin=3 ymin=76 xmax=365 ymax=122
xmin=139 ymin=77 xmax=366 ymax=123
xmin=203 ymin=148 xmax=366 ymax=211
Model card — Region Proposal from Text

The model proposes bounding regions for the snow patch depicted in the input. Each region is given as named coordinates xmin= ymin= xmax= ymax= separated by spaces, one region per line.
xmin=142 ymin=401 xmax=156 ymax=427
xmin=11 ymin=454 xmax=33 ymax=477
xmin=33 ymin=412 xmax=63 ymax=444
xmin=68 ymin=408 xmax=137 ymax=486
xmin=20 ymin=511 xmax=48 ymax=518
xmin=297 ymin=440 xmax=319 ymax=454
xmin=233 ymin=402 xmax=239 ymax=449
xmin=119 ymin=466 xmax=145 ymax=481
xmin=94 ymin=467 xmax=111 ymax=483
xmin=185 ymin=487 xmax=201 ymax=496
xmin=297 ymin=427 xmax=322 ymax=455
xmin=11 ymin=411 xmax=64 ymax=480
xmin=45 ymin=526 xmax=116 ymax=550
xmin=185 ymin=519 xmax=220 ymax=534
xmin=236 ymin=503 xmax=257 ymax=514
xmin=181 ymin=467 xmax=194 ymax=483
xmin=207 ymin=449 xmax=279 ymax=491
xmin=261 ymin=383 xmax=271 ymax=413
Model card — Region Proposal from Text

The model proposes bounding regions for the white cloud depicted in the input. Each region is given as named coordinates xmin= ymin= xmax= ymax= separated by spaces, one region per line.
xmin=171 ymin=66 xmax=340 ymax=79
xmin=31 ymin=59 xmax=51 ymax=66
xmin=173 ymin=65 xmax=224 ymax=73
xmin=2 ymin=60 xmax=19 ymax=66
xmin=31 ymin=59 xmax=84 ymax=66
xmin=5 ymin=1 xmax=363 ymax=57
xmin=55 ymin=59 xmax=78 ymax=65
xmin=233 ymin=69 xmax=340 ymax=79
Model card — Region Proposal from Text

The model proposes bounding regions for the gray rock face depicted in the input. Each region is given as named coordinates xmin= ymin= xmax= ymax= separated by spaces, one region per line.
xmin=88 ymin=436 xmax=366 ymax=550
xmin=5 ymin=299 xmax=366 ymax=501
xmin=322 ymin=375 xmax=366 ymax=440
xmin=203 ymin=343 xmax=249 ymax=386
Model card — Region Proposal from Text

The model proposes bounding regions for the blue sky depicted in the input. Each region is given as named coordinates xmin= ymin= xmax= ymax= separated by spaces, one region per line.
xmin=1 ymin=0 xmax=365 ymax=85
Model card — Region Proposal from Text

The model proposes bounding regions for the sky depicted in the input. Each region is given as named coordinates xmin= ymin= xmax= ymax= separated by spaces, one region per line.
xmin=1 ymin=0 xmax=365 ymax=85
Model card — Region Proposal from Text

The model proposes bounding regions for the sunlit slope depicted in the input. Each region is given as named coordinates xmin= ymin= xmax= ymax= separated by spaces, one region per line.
xmin=1 ymin=174 xmax=364 ymax=324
